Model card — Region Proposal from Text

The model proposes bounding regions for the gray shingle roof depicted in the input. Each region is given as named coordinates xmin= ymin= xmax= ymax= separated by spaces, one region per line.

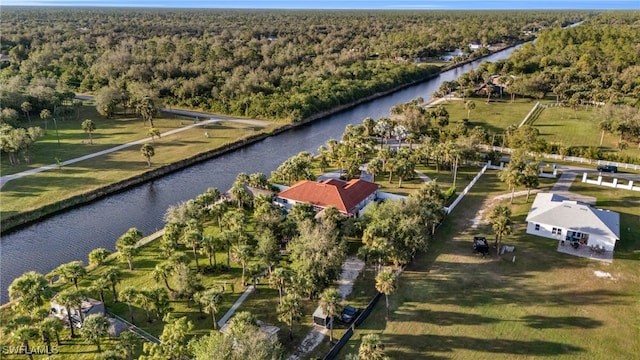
xmin=526 ymin=193 xmax=620 ymax=240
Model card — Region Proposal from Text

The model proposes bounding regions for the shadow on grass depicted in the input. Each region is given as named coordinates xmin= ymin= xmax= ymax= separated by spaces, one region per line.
xmin=383 ymin=334 xmax=585 ymax=358
xmin=521 ymin=315 xmax=603 ymax=329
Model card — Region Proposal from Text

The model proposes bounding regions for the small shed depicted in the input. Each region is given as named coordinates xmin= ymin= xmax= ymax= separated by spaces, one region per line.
xmin=312 ymin=306 xmax=332 ymax=328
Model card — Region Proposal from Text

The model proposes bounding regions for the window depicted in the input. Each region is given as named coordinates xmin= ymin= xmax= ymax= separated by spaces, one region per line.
xmin=552 ymin=227 xmax=562 ymax=235
xmin=534 ymin=224 xmax=540 ymax=231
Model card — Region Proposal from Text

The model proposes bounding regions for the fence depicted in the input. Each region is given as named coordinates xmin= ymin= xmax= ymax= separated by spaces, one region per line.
xmin=518 ymin=101 xmax=541 ymax=127
xmin=323 ymin=292 xmax=383 ymax=360
xmin=477 ymin=145 xmax=640 ymax=171
xmin=582 ymin=173 xmax=640 ymax=192
xmin=445 ymin=164 xmax=488 ymax=214
xmin=106 ymin=310 xmax=161 ymax=344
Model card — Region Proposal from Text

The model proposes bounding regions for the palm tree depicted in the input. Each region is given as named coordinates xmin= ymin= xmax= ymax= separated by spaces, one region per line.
xmin=40 ymin=109 xmax=52 ymax=130
xmin=319 ymin=288 xmax=341 ymax=342
xmin=21 ymin=101 xmax=32 ymax=124
xmin=82 ymin=313 xmax=111 ymax=352
xmin=120 ymin=287 xmax=139 ymax=324
xmin=183 ymin=219 xmax=203 ymax=269
xmin=269 ymin=267 xmax=293 ymax=305
xmin=81 ymin=119 xmax=96 ymax=144
xmin=41 ymin=317 xmax=63 ymax=347
xmin=134 ymin=290 xmax=153 ymax=323
xmin=278 ymin=293 xmax=303 ymax=340
xmin=149 ymin=287 xmax=171 ymax=319
xmin=103 ymin=267 xmax=121 ymax=302
xmin=54 ymin=289 xmax=84 ymax=338
xmin=117 ymin=330 xmax=141 ymax=360
xmin=359 ymin=334 xmax=386 ymax=360
xmin=465 ymin=100 xmax=476 ymax=119
xmin=375 ymin=270 xmax=397 ymax=318
xmin=152 ymin=262 xmax=174 ymax=292
xmin=200 ymin=235 xmax=220 ymax=267
xmin=140 ymin=143 xmax=155 ymax=166
xmin=231 ymin=244 xmax=252 ymax=286
xmin=198 ymin=288 xmax=223 ymax=330
xmin=55 ymin=261 xmax=87 ymax=289
xmin=88 ymin=247 xmax=111 ymax=266
xmin=119 ymin=245 xmax=138 ymax=271
xmin=498 ymin=168 xmax=524 ymax=204
xmin=489 ymin=205 xmax=513 ymax=250
xmin=9 ymin=271 xmax=52 ymax=314
xmin=90 ymin=276 xmax=111 ymax=304
xmin=13 ymin=326 xmax=38 ymax=360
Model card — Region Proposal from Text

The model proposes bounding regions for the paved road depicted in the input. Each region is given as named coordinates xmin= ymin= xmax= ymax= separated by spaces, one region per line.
xmin=0 ymin=102 xmax=270 ymax=187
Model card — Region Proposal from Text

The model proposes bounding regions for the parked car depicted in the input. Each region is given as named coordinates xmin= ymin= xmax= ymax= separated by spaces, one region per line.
xmin=597 ymin=165 xmax=618 ymax=173
xmin=339 ymin=305 xmax=360 ymax=324
xmin=473 ymin=236 xmax=489 ymax=256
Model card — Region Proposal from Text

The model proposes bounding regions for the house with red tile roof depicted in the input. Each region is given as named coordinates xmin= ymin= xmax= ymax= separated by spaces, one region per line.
xmin=275 ymin=178 xmax=379 ymax=217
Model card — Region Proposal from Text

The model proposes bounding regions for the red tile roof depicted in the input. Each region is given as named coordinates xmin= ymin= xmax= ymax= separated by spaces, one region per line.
xmin=278 ymin=178 xmax=379 ymax=214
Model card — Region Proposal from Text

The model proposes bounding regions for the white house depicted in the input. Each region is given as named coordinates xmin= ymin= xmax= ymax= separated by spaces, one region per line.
xmin=525 ymin=193 xmax=620 ymax=251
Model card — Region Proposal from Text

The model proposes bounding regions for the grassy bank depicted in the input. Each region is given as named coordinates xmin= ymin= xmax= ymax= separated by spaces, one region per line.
xmin=344 ymin=173 xmax=640 ymax=359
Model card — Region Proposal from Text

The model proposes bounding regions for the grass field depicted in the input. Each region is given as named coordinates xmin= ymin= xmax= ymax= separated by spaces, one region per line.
xmin=0 ymin=113 xmax=275 ymax=218
xmin=533 ymin=106 xmax=640 ymax=160
xmin=343 ymin=172 xmax=640 ymax=359
xmin=438 ymin=97 xmax=546 ymax=137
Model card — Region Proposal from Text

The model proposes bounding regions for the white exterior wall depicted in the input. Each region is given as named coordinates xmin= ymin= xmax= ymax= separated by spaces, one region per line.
xmin=527 ymin=222 xmax=616 ymax=251
xmin=526 ymin=222 xmax=564 ymax=241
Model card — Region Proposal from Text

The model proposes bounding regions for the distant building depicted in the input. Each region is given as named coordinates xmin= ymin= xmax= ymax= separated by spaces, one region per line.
xmin=275 ymin=178 xmax=379 ymax=217
xmin=525 ymin=193 xmax=620 ymax=252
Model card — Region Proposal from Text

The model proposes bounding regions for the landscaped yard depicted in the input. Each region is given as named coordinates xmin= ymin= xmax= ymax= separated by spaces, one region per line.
xmin=343 ymin=172 xmax=640 ymax=359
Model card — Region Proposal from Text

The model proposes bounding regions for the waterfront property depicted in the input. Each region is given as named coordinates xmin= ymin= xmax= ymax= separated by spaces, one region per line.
xmin=525 ymin=192 xmax=620 ymax=253
xmin=275 ymin=178 xmax=379 ymax=217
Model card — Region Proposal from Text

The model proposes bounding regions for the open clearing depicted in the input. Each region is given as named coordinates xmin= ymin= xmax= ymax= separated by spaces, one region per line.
xmin=344 ymin=172 xmax=640 ymax=359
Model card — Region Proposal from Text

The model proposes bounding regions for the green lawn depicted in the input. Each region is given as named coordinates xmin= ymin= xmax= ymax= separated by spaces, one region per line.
xmin=344 ymin=172 xmax=640 ymax=359
xmin=0 ymin=116 xmax=276 ymax=219
xmin=533 ymin=106 xmax=640 ymax=159
xmin=439 ymin=97 xmax=545 ymax=137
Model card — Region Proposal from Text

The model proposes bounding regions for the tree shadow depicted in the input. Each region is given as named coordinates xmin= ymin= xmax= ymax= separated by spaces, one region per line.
xmin=521 ymin=315 xmax=603 ymax=329
xmin=384 ymin=334 xmax=584 ymax=358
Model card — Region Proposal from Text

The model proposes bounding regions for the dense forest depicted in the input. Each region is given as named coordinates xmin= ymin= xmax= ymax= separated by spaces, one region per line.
xmin=0 ymin=8 xmax=587 ymax=122
xmin=436 ymin=12 xmax=640 ymax=152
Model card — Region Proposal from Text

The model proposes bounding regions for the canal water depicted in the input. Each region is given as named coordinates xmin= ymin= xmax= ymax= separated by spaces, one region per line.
xmin=0 ymin=46 xmax=521 ymax=303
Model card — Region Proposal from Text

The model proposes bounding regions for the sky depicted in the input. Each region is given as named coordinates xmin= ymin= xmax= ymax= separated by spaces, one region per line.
xmin=3 ymin=0 xmax=640 ymax=9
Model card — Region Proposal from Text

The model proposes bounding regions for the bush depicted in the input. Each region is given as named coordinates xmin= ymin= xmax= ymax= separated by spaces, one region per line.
xmin=444 ymin=186 xmax=456 ymax=201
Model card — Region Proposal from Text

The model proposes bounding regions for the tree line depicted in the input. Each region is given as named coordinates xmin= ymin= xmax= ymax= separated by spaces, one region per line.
xmin=1 ymin=8 xmax=587 ymax=122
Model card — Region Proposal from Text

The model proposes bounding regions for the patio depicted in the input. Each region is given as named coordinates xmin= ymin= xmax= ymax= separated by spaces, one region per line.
xmin=556 ymin=241 xmax=613 ymax=263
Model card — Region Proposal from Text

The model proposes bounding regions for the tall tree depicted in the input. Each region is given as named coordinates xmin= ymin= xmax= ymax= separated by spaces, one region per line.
xmin=9 ymin=271 xmax=52 ymax=315
xmin=54 ymin=288 xmax=84 ymax=338
xmin=359 ymin=334 xmax=386 ymax=360
xmin=81 ymin=119 xmax=96 ymax=144
xmin=140 ymin=143 xmax=155 ymax=167
xmin=375 ymin=269 xmax=397 ymax=318
xmin=13 ymin=326 xmax=38 ymax=360
xmin=41 ymin=317 xmax=63 ymax=347
xmin=489 ymin=205 xmax=513 ymax=250
xmin=82 ymin=313 xmax=111 ymax=353
xmin=88 ymin=248 xmax=111 ymax=266
xmin=54 ymin=261 xmax=87 ymax=289
xmin=120 ymin=287 xmax=139 ymax=324
xmin=198 ymin=288 xmax=223 ymax=330
xmin=141 ymin=316 xmax=193 ymax=360
xmin=269 ymin=267 xmax=293 ymax=305
xmin=278 ymin=293 xmax=303 ymax=340
xmin=465 ymin=99 xmax=476 ymax=119
xmin=152 ymin=262 xmax=175 ymax=292
xmin=231 ymin=243 xmax=252 ymax=286
xmin=103 ymin=267 xmax=121 ymax=302
xmin=319 ymin=288 xmax=341 ymax=342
